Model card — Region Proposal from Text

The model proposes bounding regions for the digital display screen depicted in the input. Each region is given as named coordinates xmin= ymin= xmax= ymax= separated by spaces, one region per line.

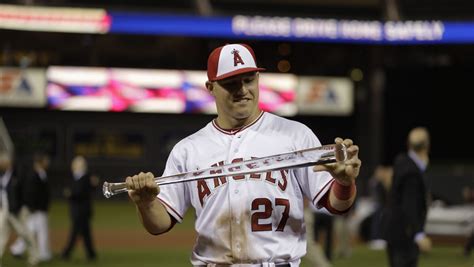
xmin=46 ymin=66 xmax=297 ymax=115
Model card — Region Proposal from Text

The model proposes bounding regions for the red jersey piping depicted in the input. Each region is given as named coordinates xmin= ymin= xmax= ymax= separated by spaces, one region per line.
xmin=212 ymin=111 xmax=264 ymax=135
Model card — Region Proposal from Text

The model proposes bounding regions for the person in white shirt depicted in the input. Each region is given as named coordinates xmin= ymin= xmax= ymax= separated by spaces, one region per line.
xmin=10 ymin=153 xmax=52 ymax=262
xmin=0 ymin=153 xmax=38 ymax=267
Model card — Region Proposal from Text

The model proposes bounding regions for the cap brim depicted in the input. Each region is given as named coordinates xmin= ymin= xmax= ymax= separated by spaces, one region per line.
xmin=211 ymin=67 xmax=266 ymax=81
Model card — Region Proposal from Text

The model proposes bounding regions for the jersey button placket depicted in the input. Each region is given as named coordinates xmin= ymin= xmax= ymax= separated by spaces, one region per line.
xmin=228 ymin=134 xmax=239 ymax=159
xmin=233 ymin=133 xmax=243 ymax=153
xmin=229 ymin=178 xmax=245 ymax=260
xmin=228 ymin=132 xmax=247 ymax=260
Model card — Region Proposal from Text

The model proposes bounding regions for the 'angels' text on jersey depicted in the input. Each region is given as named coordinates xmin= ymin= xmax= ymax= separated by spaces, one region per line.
xmin=197 ymin=158 xmax=289 ymax=206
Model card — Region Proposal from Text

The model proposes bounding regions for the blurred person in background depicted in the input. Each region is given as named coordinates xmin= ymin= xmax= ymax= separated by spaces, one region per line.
xmin=333 ymin=206 xmax=354 ymax=259
xmin=368 ymin=165 xmax=392 ymax=250
xmin=10 ymin=152 xmax=52 ymax=262
xmin=0 ymin=152 xmax=38 ymax=267
xmin=304 ymin=206 xmax=332 ymax=267
xmin=61 ymin=155 xmax=99 ymax=262
xmin=462 ymin=186 xmax=474 ymax=257
xmin=384 ymin=127 xmax=432 ymax=267
xmin=312 ymin=209 xmax=334 ymax=263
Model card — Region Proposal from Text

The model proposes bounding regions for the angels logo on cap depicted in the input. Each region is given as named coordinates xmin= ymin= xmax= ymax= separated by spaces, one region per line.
xmin=207 ymin=43 xmax=265 ymax=81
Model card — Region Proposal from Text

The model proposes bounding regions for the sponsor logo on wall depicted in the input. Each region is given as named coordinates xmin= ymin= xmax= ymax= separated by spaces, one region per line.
xmin=0 ymin=68 xmax=46 ymax=107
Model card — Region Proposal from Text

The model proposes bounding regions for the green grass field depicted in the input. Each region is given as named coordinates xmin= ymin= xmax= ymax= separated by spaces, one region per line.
xmin=2 ymin=201 xmax=473 ymax=267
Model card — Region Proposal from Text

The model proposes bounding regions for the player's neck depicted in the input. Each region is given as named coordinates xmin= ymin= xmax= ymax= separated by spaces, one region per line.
xmin=216 ymin=109 xmax=263 ymax=130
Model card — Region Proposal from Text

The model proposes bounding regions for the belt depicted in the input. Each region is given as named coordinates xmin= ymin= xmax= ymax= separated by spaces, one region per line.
xmin=197 ymin=264 xmax=290 ymax=267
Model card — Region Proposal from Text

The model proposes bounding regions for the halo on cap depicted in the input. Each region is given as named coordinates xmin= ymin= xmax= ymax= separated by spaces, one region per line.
xmin=207 ymin=43 xmax=265 ymax=81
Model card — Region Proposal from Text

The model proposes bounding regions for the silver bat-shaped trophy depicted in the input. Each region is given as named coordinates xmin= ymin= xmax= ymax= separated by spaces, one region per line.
xmin=103 ymin=143 xmax=347 ymax=198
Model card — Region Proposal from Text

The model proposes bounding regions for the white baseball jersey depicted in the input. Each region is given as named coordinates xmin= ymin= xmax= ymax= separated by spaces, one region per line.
xmin=158 ymin=111 xmax=334 ymax=266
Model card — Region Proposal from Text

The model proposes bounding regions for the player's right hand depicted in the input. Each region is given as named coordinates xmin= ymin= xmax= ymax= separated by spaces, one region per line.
xmin=126 ymin=172 xmax=160 ymax=205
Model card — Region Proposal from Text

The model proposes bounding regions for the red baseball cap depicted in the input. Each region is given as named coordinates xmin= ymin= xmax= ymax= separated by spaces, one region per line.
xmin=207 ymin=43 xmax=265 ymax=81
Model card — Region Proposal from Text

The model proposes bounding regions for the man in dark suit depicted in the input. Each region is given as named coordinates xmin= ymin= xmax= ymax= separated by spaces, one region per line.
xmin=61 ymin=155 xmax=98 ymax=261
xmin=0 ymin=153 xmax=38 ymax=267
xmin=10 ymin=152 xmax=52 ymax=262
xmin=385 ymin=127 xmax=432 ymax=267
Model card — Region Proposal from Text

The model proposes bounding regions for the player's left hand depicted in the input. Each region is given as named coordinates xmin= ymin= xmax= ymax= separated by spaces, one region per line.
xmin=313 ymin=137 xmax=361 ymax=185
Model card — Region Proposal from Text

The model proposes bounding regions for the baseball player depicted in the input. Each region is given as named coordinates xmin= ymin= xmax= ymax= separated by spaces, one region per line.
xmin=126 ymin=43 xmax=361 ymax=267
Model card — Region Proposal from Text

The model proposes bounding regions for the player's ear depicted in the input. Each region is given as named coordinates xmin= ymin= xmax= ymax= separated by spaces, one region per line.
xmin=205 ymin=81 xmax=214 ymax=95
